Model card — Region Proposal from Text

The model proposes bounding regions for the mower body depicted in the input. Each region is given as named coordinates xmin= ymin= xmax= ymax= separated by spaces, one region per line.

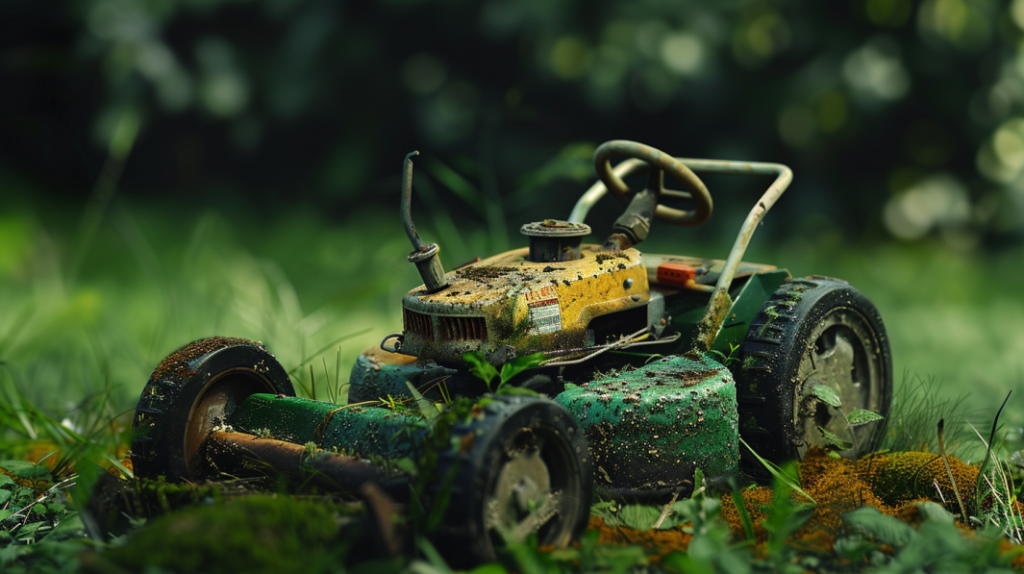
xmin=131 ymin=141 xmax=892 ymax=562
xmin=349 ymin=244 xmax=791 ymax=497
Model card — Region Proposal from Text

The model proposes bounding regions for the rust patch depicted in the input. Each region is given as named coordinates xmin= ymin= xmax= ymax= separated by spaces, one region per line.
xmin=595 ymin=252 xmax=630 ymax=264
xmin=454 ymin=266 xmax=519 ymax=280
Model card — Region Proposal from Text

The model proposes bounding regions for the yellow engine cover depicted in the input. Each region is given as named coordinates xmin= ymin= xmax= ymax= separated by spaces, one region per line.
xmin=400 ymin=245 xmax=649 ymax=363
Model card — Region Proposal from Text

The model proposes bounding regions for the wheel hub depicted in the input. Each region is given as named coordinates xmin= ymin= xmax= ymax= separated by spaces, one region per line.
xmin=486 ymin=432 xmax=563 ymax=543
xmin=795 ymin=308 xmax=882 ymax=458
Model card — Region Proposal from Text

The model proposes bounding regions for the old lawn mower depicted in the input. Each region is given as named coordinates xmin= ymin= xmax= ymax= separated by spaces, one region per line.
xmin=130 ymin=140 xmax=893 ymax=562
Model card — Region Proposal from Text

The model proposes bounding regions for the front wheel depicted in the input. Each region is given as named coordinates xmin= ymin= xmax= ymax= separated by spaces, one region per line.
xmin=434 ymin=395 xmax=592 ymax=566
xmin=737 ymin=278 xmax=892 ymax=469
xmin=130 ymin=337 xmax=295 ymax=481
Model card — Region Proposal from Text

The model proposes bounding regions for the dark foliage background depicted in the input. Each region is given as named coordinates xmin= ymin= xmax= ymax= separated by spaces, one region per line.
xmin=5 ymin=0 xmax=1024 ymax=248
xmin=1 ymin=0 xmax=1023 ymax=442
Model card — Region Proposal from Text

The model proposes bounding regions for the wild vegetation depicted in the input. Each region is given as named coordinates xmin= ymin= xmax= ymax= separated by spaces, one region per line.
xmin=4 ymin=3 xmax=1024 ymax=569
xmin=1 ymin=173 xmax=1022 ymax=571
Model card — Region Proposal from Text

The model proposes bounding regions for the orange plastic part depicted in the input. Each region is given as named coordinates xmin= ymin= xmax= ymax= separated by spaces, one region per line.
xmin=656 ymin=261 xmax=697 ymax=288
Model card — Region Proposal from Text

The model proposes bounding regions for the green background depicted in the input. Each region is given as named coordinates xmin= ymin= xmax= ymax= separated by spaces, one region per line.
xmin=1 ymin=0 xmax=1021 ymax=456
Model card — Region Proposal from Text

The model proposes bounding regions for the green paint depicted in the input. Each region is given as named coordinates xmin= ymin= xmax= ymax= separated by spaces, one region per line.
xmin=347 ymin=354 xmax=424 ymax=404
xmin=554 ymin=354 xmax=739 ymax=495
xmin=229 ymin=394 xmax=432 ymax=460
xmin=713 ymin=270 xmax=787 ymax=340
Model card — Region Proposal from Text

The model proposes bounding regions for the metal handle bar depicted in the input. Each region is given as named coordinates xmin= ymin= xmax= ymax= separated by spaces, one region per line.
xmin=568 ymin=157 xmax=794 ymax=351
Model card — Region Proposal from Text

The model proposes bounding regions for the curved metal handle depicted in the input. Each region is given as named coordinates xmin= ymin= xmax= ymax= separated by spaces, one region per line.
xmin=569 ymin=154 xmax=794 ymax=351
xmin=681 ymin=160 xmax=793 ymax=351
xmin=568 ymin=157 xmax=647 ymax=224
xmin=593 ymin=140 xmax=713 ymax=228
xmin=380 ymin=332 xmax=404 ymax=353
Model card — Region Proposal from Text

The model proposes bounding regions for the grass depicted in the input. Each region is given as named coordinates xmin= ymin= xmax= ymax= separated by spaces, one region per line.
xmin=2 ymin=165 xmax=1024 ymax=571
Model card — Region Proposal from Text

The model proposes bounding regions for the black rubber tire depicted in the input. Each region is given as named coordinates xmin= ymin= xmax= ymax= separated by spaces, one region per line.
xmin=130 ymin=337 xmax=294 ymax=481
xmin=433 ymin=395 xmax=593 ymax=566
xmin=737 ymin=277 xmax=892 ymax=471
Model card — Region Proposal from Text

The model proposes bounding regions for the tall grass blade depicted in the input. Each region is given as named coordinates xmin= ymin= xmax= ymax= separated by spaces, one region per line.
xmin=322 ymin=357 xmax=334 ymax=404
xmin=310 ymin=364 xmax=316 ymax=401
xmin=0 ymin=305 xmax=34 ymax=359
xmin=730 ymin=487 xmax=756 ymax=543
xmin=937 ymin=418 xmax=968 ymax=523
xmin=740 ymin=438 xmax=816 ymax=504
xmin=68 ymin=108 xmax=139 ymax=284
xmin=880 ymin=372 xmax=970 ymax=456
xmin=975 ymin=391 xmax=1011 ymax=515
xmin=287 ymin=330 xmax=370 ymax=377
xmin=423 ymin=157 xmax=485 ymax=215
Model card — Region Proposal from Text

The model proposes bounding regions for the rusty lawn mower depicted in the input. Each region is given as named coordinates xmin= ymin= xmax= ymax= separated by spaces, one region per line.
xmin=129 ymin=140 xmax=893 ymax=563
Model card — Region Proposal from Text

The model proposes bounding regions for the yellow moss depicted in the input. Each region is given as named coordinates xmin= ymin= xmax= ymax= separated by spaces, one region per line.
xmin=586 ymin=516 xmax=693 ymax=560
xmin=720 ymin=484 xmax=773 ymax=543
xmin=858 ymin=451 xmax=979 ymax=510
xmin=717 ymin=450 xmax=1023 ymax=567
xmin=721 ymin=449 xmax=897 ymax=548
xmin=0 ymin=466 xmax=52 ymax=496
xmin=891 ymin=497 xmax=943 ymax=527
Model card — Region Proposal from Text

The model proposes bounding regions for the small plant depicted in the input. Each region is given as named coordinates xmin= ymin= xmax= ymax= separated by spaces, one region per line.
xmin=254 ymin=428 xmax=272 ymax=439
xmin=741 ymin=354 xmax=763 ymax=370
xmin=805 ymin=381 xmax=884 ymax=454
xmin=463 ymin=351 xmax=546 ymax=393
xmin=0 ymin=460 xmax=84 ymax=572
xmin=757 ymin=304 xmax=782 ymax=336
xmin=379 ymin=394 xmax=404 ymax=411
xmin=707 ymin=342 xmax=741 ymax=368
xmin=760 ymin=461 xmax=816 ymax=572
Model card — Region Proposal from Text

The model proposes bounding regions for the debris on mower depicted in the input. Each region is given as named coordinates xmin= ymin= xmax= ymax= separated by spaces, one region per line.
xmin=130 ymin=140 xmax=892 ymax=564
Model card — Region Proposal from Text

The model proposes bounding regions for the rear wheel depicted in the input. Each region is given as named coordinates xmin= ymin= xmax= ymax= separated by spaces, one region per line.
xmin=737 ymin=278 xmax=892 ymax=470
xmin=434 ymin=395 xmax=592 ymax=566
xmin=130 ymin=337 xmax=294 ymax=481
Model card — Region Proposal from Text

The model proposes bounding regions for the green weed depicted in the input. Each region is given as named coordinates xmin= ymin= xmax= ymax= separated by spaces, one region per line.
xmin=463 ymin=351 xmax=546 ymax=392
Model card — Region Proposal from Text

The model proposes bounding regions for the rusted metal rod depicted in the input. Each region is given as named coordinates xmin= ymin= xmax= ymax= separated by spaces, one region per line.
xmin=399 ymin=150 xmax=448 ymax=293
xmin=204 ymin=431 xmax=409 ymax=497
xmin=568 ymin=158 xmax=647 ymax=223
xmin=682 ymin=160 xmax=792 ymax=350
xmin=401 ymin=151 xmax=425 ymax=251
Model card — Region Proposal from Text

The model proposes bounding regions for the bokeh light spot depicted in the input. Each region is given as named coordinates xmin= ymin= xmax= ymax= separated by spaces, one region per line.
xmin=661 ymin=32 xmax=705 ymax=76
xmin=918 ymin=0 xmax=992 ymax=52
xmin=733 ymin=11 xmax=790 ymax=66
xmin=418 ymin=81 xmax=481 ymax=144
xmin=196 ymin=37 xmax=249 ymax=118
xmin=843 ymin=36 xmax=910 ymax=103
xmin=883 ymin=174 xmax=970 ymax=240
xmin=1012 ymin=0 xmax=1024 ymax=30
xmin=551 ymin=36 xmax=593 ymax=80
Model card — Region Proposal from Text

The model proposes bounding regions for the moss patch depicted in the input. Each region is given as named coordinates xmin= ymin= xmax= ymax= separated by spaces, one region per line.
xmin=586 ymin=515 xmax=693 ymax=561
xmin=88 ymin=495 xmax=356 ymax=574
xmin=719 ymin=448 xmax=1006 ymax=552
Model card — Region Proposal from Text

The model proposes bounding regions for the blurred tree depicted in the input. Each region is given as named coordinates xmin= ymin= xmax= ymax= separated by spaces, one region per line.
xmin=2 ymin=0 xmax=1024 ymax=248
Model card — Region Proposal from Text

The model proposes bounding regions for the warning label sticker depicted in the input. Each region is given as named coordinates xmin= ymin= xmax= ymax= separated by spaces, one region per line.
xmin=525 ymin=286 xmax=561 ymax=334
